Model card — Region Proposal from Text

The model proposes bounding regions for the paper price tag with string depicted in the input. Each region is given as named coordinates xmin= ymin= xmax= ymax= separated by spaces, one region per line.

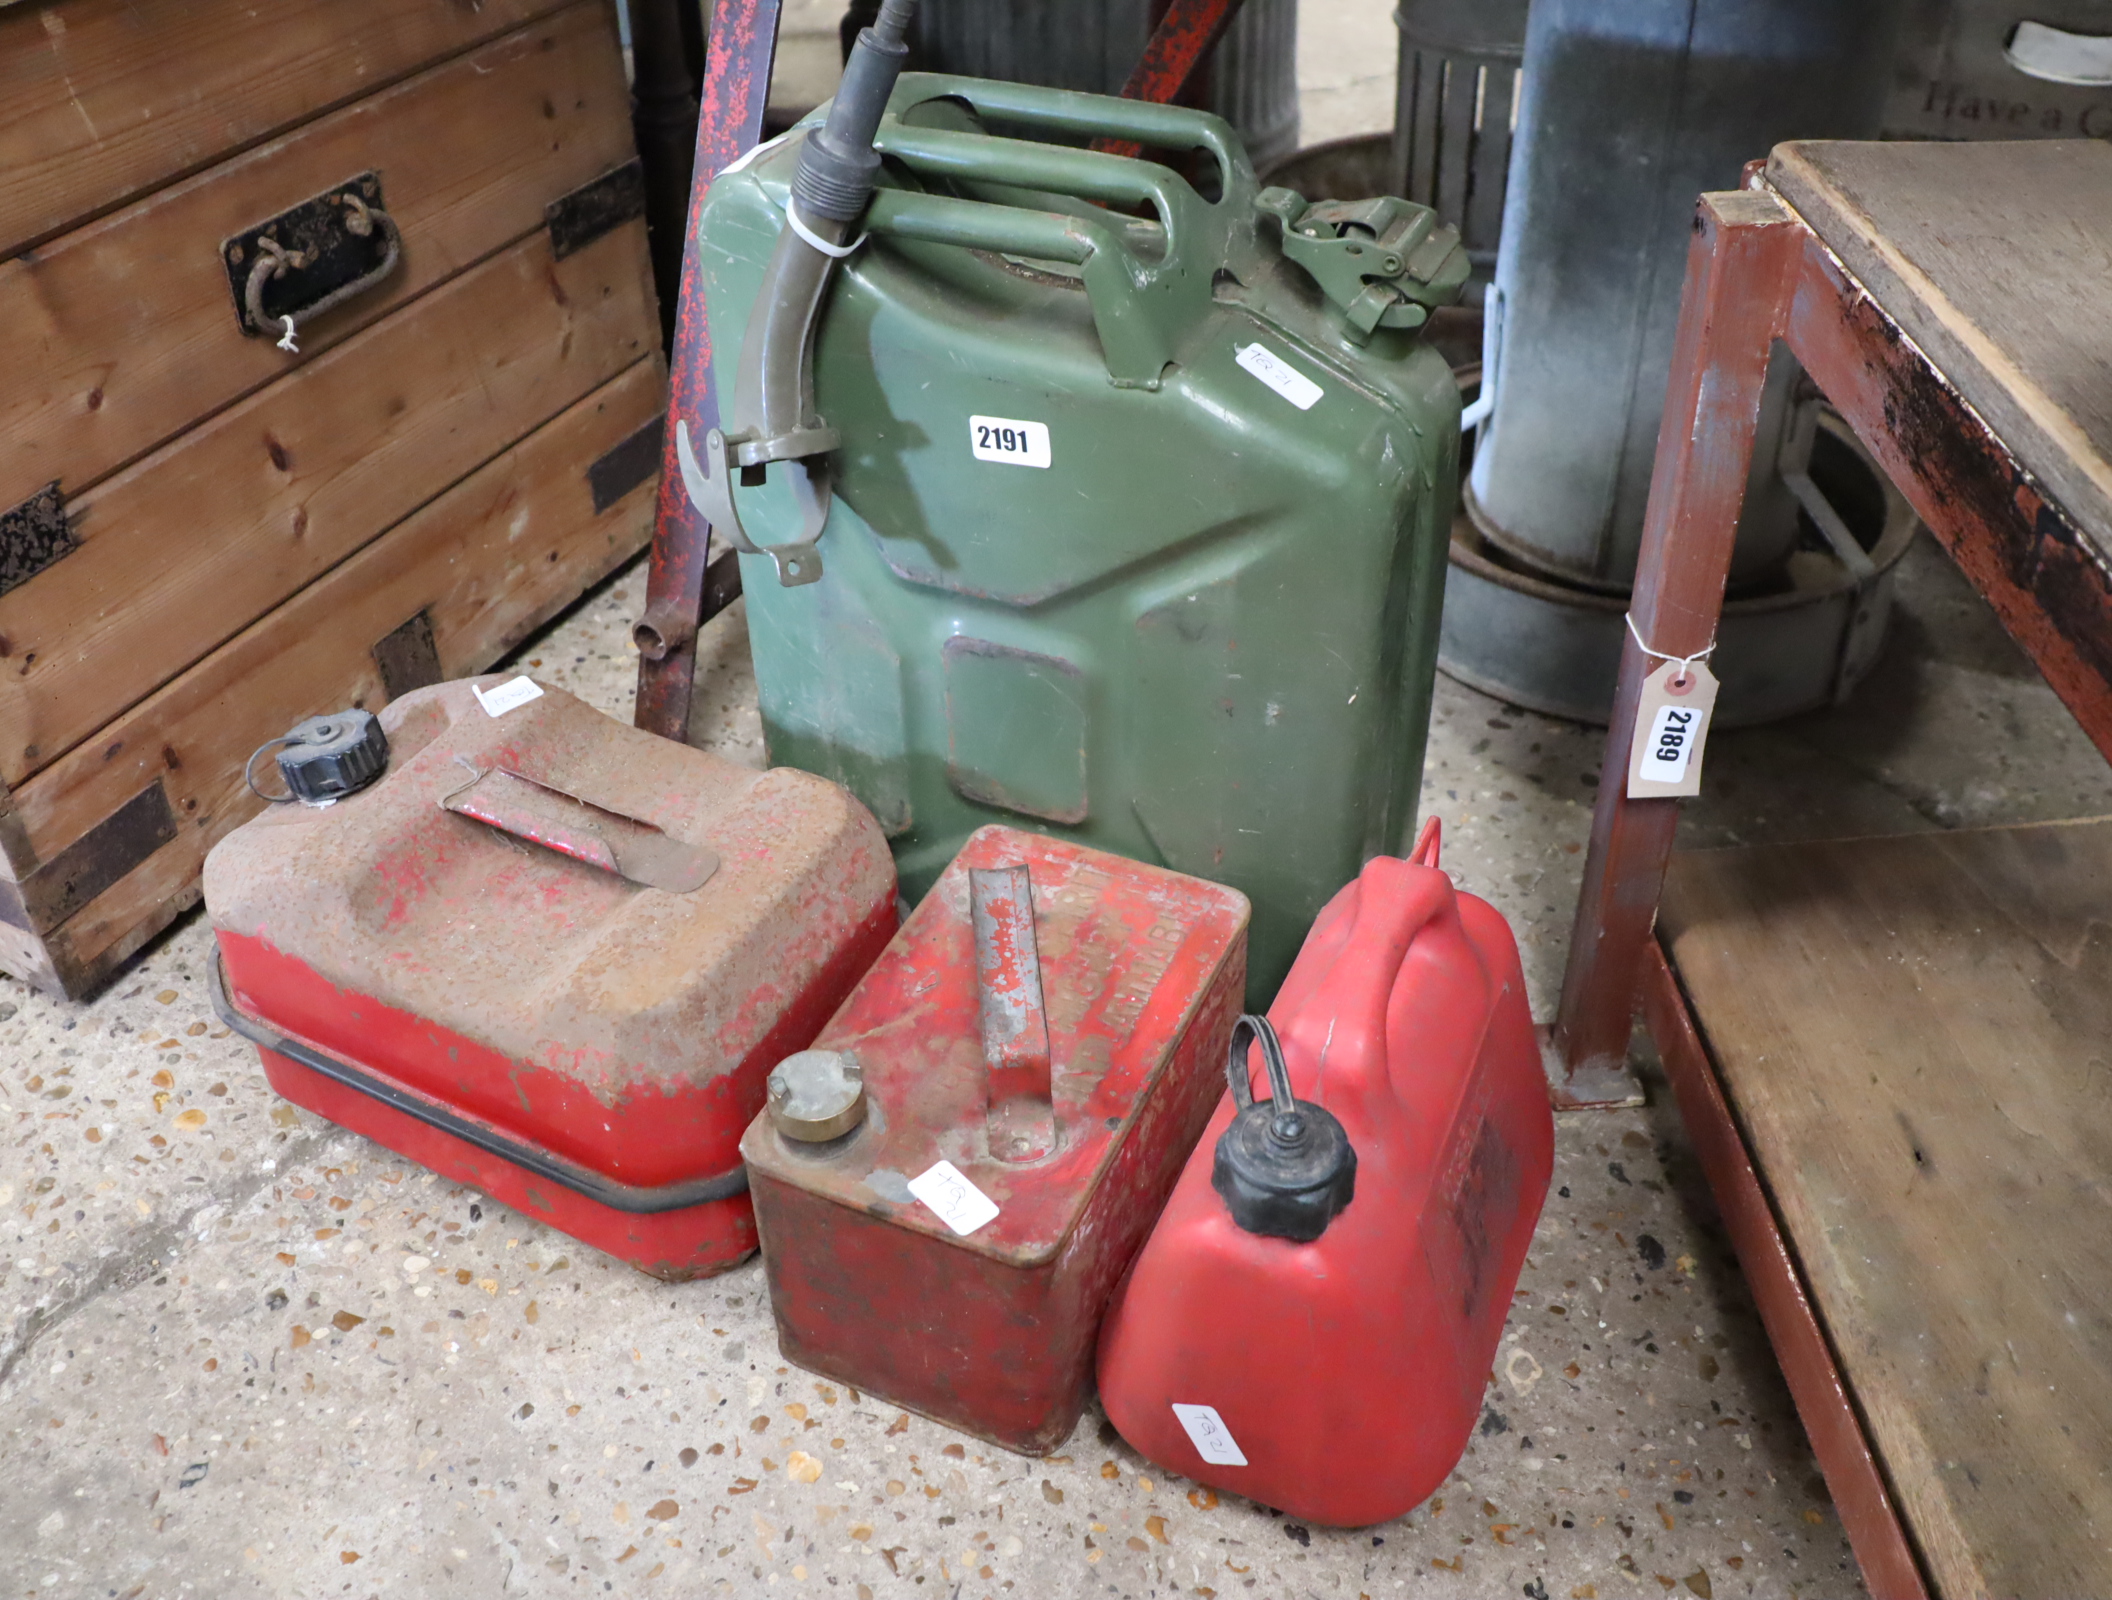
xmin=1624 ymin=615 xmax=1720 ymax=799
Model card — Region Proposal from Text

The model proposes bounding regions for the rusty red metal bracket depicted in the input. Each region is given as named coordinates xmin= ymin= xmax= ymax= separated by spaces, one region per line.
xmin=632 ymin=0 xmax=783 ymax=741
xmin=1097 ymin=0 xmax=1248 ymax=159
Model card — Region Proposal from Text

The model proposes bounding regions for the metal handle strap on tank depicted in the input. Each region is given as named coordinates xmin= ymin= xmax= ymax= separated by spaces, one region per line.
xmin=436 ymin=757 xmax=721 ymax=894
xmin=1624 ymin=611 xmax=1716 ymax=691
xmin=206 ymin=948 xmax=749 ymax=1212
xmin=971 ymin=863 xmax=1057 ymax=1163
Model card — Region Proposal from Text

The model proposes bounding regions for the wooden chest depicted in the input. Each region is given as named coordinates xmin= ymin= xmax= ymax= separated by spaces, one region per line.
xmin=0 ymin=0 xmax=666 ymax=997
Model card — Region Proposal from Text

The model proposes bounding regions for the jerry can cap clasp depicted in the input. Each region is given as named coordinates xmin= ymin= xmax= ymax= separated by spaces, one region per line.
xmin=1211 ymin=1015 xmax=1358 ymax=1242
xmin=1256 ymin=188 xmax=1470 ymax=344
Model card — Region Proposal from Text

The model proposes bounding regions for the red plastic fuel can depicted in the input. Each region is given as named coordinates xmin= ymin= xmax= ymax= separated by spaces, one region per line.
xmin=1095 ymin=824 xmax=1553 ymax=1525
xmin=740 ymin=825 xmax=1249 ymax=1454
xmin=203 ymin=678 xmax=896 ymax=1280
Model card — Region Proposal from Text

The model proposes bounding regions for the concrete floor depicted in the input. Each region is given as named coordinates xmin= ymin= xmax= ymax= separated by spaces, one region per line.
xmin=9 ymin=5 xmax=2112 ymax=1597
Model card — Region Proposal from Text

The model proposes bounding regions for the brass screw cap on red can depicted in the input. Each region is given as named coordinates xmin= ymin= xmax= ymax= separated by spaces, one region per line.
xmin=1211 ymin=1016 xmax=1357 ymax=1242
xmin=767 ymin=1050 xmax=868 ymax=1143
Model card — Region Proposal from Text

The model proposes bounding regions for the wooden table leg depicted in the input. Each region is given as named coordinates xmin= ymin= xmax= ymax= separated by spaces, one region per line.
xmin=632 ymin=0 xmax=782 ymax=742
xmin=1549 ymin=189 xmax=1806 ymax=1107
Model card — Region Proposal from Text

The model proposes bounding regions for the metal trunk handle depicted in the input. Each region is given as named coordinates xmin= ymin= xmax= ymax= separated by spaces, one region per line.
xmin=223 ymin=173 xmax=405 ymax=352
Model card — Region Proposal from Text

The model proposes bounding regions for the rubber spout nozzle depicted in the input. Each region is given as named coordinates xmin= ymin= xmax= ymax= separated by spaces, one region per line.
xmin=794 ymin=0 xmax=917 ymax=224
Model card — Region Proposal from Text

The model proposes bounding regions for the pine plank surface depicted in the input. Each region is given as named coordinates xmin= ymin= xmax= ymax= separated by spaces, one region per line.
xmin=0 ymin=218 xmax=656 ymax=790
xmin=0 ymin=358 xmax=662 ymax=995
xmin=1768 ymin=140 xmax=2112 ymax=554
xmin=0 ymin=1 xmax=631 ymax=511
xmin=0 ymin=0 xmax=568 ymax=256
xmin=1661 ymin=818 xmax=2112 ymax=1599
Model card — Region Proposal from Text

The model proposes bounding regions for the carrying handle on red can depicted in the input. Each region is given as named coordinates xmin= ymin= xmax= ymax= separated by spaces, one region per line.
xmin=439 ymin=761 xmax=719 ymax=894
xmin=1411 ymin=816 xmax=1442 ymax=868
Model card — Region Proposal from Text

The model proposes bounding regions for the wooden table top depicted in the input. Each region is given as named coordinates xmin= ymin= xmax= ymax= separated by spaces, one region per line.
xmin=1768 ymin=139 xmax=2112 ymax=557
xmin=1662 ymin=817 xmax=2112 ymax=1598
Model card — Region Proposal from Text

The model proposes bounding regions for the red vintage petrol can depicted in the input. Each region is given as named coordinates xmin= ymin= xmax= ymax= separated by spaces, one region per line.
xmin=1095 ymin=823 xmax=1553 ymax=1525
xmin=202 ymin=677 xmax=896 ymax=1280
xmin=740 ymin=825 xmax=1249 ymax=1454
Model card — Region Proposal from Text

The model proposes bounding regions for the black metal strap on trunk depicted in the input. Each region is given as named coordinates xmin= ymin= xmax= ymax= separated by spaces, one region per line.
xmin=207 ymin=947 xmax=749 ymax=1213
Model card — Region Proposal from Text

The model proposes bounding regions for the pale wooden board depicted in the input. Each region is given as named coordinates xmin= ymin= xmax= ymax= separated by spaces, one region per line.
xmin=1768 ymin=139 xmax=2112 ymax=555
xmin=0 ymin=0 xmax=632 ymax=511
xmin=0 ymin=216 xmax=657 ymax=790
xmin=1661 ymin=818 xmax=2112 ymax=1599
xmin=0 ymin=356 xmax=663 ymax=995
xmin=0 ymin=0 xmax=571 ymax=257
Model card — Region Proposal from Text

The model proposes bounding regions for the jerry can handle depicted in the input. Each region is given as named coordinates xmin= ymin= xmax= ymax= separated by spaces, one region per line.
xmin=872 ymin=120 xmax=1217 ymax=263
xmin=856 ymin=82 xmax=1249 ymax=389
xmin=971 ymin=863 xmax=1057 ymax=1163
xmin=863 ymin=188 xmax=1177 ymax=387
xmin=887 ymin=73 xmax=1249 ymax=191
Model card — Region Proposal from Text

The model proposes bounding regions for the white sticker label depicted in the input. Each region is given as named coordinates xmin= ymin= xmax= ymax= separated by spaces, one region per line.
xmin=1171 ymin=1403 xmax=1248 ymax=1467
xmin=472 ymin=676 xmax=544 ymax=718
xmin=1235 ymin=343 xmax=1324 ymax=411
xmin=907 ymin=1160 xmax=1000 ymax=1237
xmin=1639 ymin=700 xmax=1706 ymax=785
xmin=969 ymin=415 xmax=1052 ymax=469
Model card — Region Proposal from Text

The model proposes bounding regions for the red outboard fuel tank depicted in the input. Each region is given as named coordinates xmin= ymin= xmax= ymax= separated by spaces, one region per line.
xmin=203 ymin=677 xmax=897 ymax=1280
xmin=1095 ymin=822 xmax=1553 ymax=1526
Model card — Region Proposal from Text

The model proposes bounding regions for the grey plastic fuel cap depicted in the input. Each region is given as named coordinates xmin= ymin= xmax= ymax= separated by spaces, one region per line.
xmin=767 ymin=1050 xmax=867 ymax=1143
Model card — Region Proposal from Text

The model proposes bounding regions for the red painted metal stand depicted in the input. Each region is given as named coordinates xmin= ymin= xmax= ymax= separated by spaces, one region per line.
xmin=632 ymin=0 xmax=783 ymax=740
xmin=1552 ymin=162 xmax=2112 ymax=1599
xmin=632 ymin=0 xmax=1250 ymax=741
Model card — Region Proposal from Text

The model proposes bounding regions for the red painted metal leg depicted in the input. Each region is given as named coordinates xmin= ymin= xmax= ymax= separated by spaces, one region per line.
xmin=633 ymin=0 xmax=783 ymax=741
xmin=1784 ymin=232 xmax=2112 ymax=765
xmin=1549 ymin=190 xmax=1805 ymax=1105
xmin=1094 ymin=0 xmax=1247 ymax=158
xmin=1121 ymin=0 xmax=1245 ymax=104
xmin=1641 ymin=942 xmax=1932 ymax=1600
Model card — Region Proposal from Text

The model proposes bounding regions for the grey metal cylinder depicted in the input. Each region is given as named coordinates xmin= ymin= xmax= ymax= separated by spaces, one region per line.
xmin=1392 ymin=0 xmax=1529 ymax=275
xmin=1467 ymin=0 xmax=1905 ymax=591
xmin=908 ymin=0 xmax=1302 ymax=170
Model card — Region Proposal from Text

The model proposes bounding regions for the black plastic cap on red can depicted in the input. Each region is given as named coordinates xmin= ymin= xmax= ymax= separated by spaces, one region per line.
xmin=1211 ymin=1015 xmax=1358 ymax=1242
xmin=276 ymin=710 xmax=388 ymax=805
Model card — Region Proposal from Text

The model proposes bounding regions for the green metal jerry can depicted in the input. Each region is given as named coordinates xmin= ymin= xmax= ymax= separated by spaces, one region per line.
xmin=692 ymin=74 xmax=1467 ymax=999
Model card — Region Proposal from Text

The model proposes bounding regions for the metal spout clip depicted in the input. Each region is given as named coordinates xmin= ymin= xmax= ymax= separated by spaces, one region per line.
xmin=674 ymin=418 xmax=830 ymax=588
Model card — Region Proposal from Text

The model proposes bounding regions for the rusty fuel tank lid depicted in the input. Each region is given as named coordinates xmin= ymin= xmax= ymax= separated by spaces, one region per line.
xmin=768 ymin=1050 xmax=867 ymax=1142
